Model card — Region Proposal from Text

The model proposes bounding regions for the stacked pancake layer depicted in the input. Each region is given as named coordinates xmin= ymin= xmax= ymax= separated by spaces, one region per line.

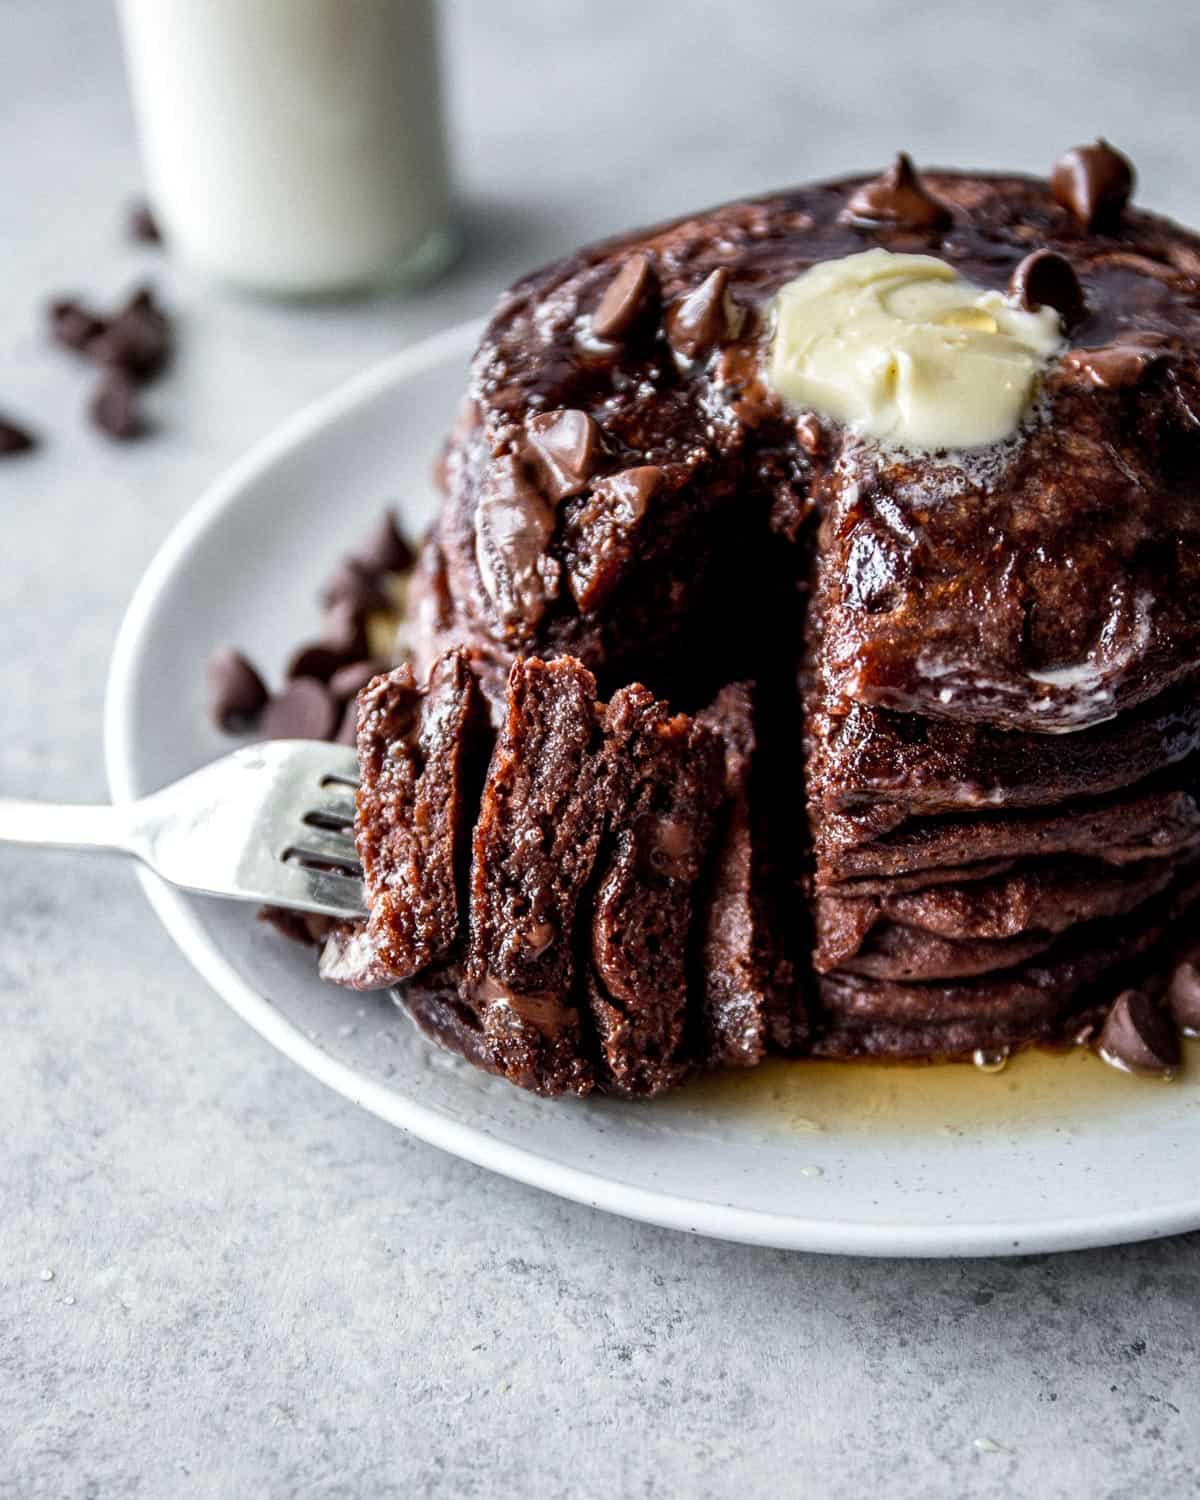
xmin=327 ymin=147 xmax=1200 ymax=1094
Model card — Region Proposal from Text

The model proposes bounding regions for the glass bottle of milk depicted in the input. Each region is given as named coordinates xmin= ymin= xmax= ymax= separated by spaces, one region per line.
xmin=116 ymin=0 xmax=454 ymax=297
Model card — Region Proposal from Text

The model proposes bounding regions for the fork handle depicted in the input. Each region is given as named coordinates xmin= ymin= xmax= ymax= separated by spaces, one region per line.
xmin=0 ymin=798 xmax=135 ymax=854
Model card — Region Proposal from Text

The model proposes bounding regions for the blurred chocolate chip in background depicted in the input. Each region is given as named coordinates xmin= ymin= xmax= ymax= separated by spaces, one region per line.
xmin=89 ymin=369 xmax=144 ymax=440
xmin=0 ymin=413 xmax=37 ymax=457
xmin=207 ymin=647 xmax=270 ymax=731
xmin=127 ymin=199 xmax=162 ymax=245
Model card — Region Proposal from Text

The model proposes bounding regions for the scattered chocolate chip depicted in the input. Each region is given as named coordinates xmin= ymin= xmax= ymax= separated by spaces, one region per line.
xmin=89 ymin=285 xmax=171 ymax=380
xmin=320 ymin=601 xmax=369 ymax=660
xmin=49 ymin=297 xmax=107 ymax=354
xmin=0 ymin=413 xmax=37 ymax=457
xmin=128 ymin=200 xmax=162 ymax=245
xmin=564 ymin=465 xmax=664 ymax=611
xmin=89 ymin=369 xmax=144 ymax=440
xmin=591 ymin=253 xmax=659 ymax=341
xmin=329 ymin=659 xmax=387 ymax=705
xmin=285 ymin=643 xmax=352 ymax=684
xmin=350 ymin=510 xmax=414 ymax=575
xmin=334 ymin=697 xmax=360 ymax=746
xmin=842 ymin=153 xmax=951 ymax=231
xmin=320 ymin=558 xmax=391 ymax=616
xmin=1050 ymin=140 xmax=1135 ymax=232
xmin=1167 ymin=961 xmax=1200 ymax=1037
xmin=524 ymin=409 xmax=601 ymax=499
xmin=1009 ymin=250 xmax=1086 ymax=328
xmin=260 ymin=676 xmax=338 ymax=741
xmin=206 ymin=647 xmax=269 ymax=731
xmin=1060 ymin=333 xmax=1171 ymax=390
xmin=665 ymin=267 xmax=744 ymax=360
xmin=1097 ymin=988 xmax=1180 ymax=1078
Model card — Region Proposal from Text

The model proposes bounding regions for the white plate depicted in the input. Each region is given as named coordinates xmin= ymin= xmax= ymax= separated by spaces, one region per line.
xmin=105 ymin=319 xmax=1200 ymax=1257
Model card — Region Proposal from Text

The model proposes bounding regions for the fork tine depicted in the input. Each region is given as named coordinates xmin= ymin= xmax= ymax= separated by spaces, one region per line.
xmin=261 ymin=860 xmax=368 ymax=919
xmin=306 ymin=788 xmax=357 ymax=826
xmin=285 ymin=825 xmax=362 ymax=870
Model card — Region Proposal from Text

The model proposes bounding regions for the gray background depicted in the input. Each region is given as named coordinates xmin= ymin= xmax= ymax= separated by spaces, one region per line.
xmin=3 ymin=1 xmax=1199 ymax=1495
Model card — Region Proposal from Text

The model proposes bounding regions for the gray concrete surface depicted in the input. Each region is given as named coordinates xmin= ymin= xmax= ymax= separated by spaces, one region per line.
xmin=3 ymin=1 xmax=1200 ymax=1495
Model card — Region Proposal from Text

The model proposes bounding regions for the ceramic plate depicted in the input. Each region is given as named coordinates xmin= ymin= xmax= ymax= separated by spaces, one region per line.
xmin=105 ymin=319 xmax=1200 ymax=1257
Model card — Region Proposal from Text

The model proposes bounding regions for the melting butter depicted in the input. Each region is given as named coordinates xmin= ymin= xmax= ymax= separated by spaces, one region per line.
xmin=768 ymin=249 xmax=1064 ymax=450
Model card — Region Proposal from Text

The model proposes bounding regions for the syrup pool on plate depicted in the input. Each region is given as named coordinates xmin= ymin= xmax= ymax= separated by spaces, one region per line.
xmin=660 ymin=1042 xmax=1200 ymax=1137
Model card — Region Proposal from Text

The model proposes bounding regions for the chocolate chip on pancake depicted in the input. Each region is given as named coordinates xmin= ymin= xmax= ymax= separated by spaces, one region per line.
xmin=474 ymin=454 xmax=560 ymax=627
xmin=1051 ymin=139 xmax=1135 ymax=231
xmin=841 ymin=153 xmax=951 ymax=230
xmin=665 ymin=267 xmax=744 ymax=360
xmin=524 ymin=409 xmax=601 ymax=499
xmin=1060 ymin=333 xmax=1172 ymax=389
xmin=591 ymin=252 xmax=659 ymax=341
xmin=1009 ymin=250 xmax=1086 ymax=329
xmin=1098 ymin=988 xmax=1180 ymax=1078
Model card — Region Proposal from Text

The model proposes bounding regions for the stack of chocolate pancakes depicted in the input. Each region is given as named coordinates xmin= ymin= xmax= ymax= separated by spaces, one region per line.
xmin=323 ymin=143 xmax=1200 ymax=1096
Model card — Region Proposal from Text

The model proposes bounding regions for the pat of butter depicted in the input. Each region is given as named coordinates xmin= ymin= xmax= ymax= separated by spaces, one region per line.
xmin=768 ymin=249 xmax=1065 ymax=450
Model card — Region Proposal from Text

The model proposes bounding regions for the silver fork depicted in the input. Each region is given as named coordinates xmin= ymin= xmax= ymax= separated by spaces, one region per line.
xmin=0 ymin=740 xmax=367 ymax=919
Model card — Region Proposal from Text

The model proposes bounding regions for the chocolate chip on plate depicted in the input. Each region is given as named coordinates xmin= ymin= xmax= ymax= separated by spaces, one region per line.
xmin=1009 ymin=250 xmax=1086 ymax=329
xmin=328 ymin=659 xmax=387 ymax=705
xmin=0 ymin=413 xmax=37 ymax=457
xmin=89 ymin=369 xmax=144 ymax=440
xmin=350 ymin=511 xmax=414 ymax=575
xmin=128 ymin=200 xmax=162 ymax=245
xmin=320 ymin=558 xmax=391 ymax=616
xmin=591 ymin=253 xmax=659 ymax=341
xmin=260 ymin=676 xmax=339 ymax=741
xmin=1097 ymin=988 xmax=1180 ymax=1079
xmin=89 ymin=285 xmax=171 ymax=380
xmin=1050 ymin=140 xmax=1135 ymax=232
xmin=1167 ymin=960 xmax=1200 ymax=1037
xmin=206 ymin=647 xmax=269 ymax=731
xmin=842 ymin=153 xmax=951 ymax=231
xmin=49 ymin=297 xmax=107 ymax=354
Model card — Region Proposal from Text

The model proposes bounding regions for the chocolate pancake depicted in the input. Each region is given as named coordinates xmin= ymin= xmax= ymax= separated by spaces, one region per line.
xmin=311 ymin=143 xmax=1200 ymax=1093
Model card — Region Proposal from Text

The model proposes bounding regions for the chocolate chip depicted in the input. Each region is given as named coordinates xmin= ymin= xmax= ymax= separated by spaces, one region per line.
xmin=1097 ymin=988 xmax=1180 ymax=1078
xmin=260 ymin=676 xmax=338 ymax=741
xmin=49 ymin=298 xmax=107 ymax=354
xmin=591 ymin=253 xmax=659 ymax=341
xmin=795 ymin=413 xmax=824 ymax=456
xmin=320 ymin=601 xmax=369 ymax=659
xmin=89 ymin=369 xmax=144 ymax=440
xmin=564 ymin=465 xmax=664 ymax=611
xmin=206 ymin=647 xmax=269 ymax=731
xmin=1167 ymin=961 xmax=1200 ymax=1037
xmin=842 ymin=153 xmax=951 ymax=231
xmin=89 ymin=285 xmax=171 ymax=380
xmin=350 ymin=511 xmax=414 ymax=575
xmin=524 ymin=409 xmax=601 ymax=500
xmin=474 ymin=455 xmax=560 ymax=626
xmin=1051 ymin=140 xmax=1135 ymax=232
xmin=320 ymin=558 xmax=391 ymax=616
xmin=0 ymin=414 xmax=36 ymax=457
xmin=665 ymin=267 xmax=744 ymax=360
xmin=128 ymin=200 xmax=162 ymax=245
xmin=1009 ymin=250 xmax=1086 ymax=328
xmin=1060 ymin=333 xmax=1171 ymax=390
xmin=286 ymin=606 xmax=369 ymax=684
xmin=329 ymin=658 xmax=387 ymax=705
xmin=334 ymin=697 xmax=360 ymax=746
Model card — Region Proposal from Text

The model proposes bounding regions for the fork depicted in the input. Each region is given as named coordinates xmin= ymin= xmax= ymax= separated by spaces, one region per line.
xmin=0 ymin=740 xmax=367 ymax=919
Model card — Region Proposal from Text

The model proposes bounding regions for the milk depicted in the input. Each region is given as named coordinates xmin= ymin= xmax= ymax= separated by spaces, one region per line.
xmin=117 ymin=0 xmax=453 ymax=296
